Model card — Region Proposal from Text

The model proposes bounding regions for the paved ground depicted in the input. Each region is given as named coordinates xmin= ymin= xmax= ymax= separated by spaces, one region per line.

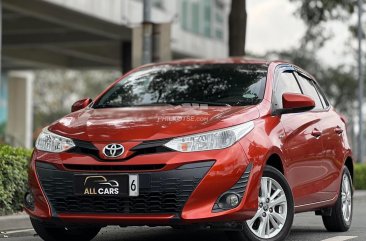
xmin=1 ymin=192 xmax=365 ymax=241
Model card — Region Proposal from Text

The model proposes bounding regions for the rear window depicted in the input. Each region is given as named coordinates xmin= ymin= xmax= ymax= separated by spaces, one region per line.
xmin=94 ymin=64 xmax=268 ymax=108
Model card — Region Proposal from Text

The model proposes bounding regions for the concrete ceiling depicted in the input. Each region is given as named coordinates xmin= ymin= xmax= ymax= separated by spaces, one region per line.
xmin=2 ymin=0 xmax=132 ymax=70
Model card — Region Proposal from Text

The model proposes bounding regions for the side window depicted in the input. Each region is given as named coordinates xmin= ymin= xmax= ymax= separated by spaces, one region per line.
xmin=274 ymin=71 xmax=302 ymax=108
xmin=295 ymin=73 xmax=323 ymax=110
xmin=314 ymin=83 xmax=330 ymax=108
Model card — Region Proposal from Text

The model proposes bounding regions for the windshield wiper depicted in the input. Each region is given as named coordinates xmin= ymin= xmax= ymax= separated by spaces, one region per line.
xmin=93 ymin=103 xmax=175 ymax=109
xmin=234 ymin=98 xmax=261 ymax=106
xmin=93 ymin=103 xmax=132 ymax=109
xmin=94 ymin=101 xmax=232 ymax=109
xmin=134 ymin=103 xmax=174 ymax=107
xmin=166 ymin=100 xmax=231 ymax=107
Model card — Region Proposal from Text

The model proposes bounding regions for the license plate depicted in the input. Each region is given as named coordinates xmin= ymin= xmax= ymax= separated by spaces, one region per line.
xmin=74 ymin=174 xmax=139 ymax=197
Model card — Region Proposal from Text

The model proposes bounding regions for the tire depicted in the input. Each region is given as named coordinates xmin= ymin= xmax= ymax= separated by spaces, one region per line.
xmin=227 ymin=166 xmax=294 ymax=241
xmin=30 ymin=217 xmax=101 ymax=241
xmin=322 ymin=167 xmax=353 ymax=232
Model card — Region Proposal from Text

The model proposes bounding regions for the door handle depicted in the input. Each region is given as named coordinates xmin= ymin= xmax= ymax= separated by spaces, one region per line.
xmin=311 ymin=129 xmax=322 ymax=138
xmin=335 ymin=126 xmax=343 ymax=135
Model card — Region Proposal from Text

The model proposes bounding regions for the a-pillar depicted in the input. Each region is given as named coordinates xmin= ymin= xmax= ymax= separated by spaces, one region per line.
xmin=5 ymin=71 xmax=34 ymax=148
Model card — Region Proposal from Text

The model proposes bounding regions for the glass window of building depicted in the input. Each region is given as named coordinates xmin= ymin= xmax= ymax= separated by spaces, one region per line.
xmin=181 ymin=0 xmax=189 ymax=30
xmin=213 ymin=1 xmax=225 ymax=41
xmin=203 ymin=0 xmax=212 ymax=37
xmin=152 ymin=0 xmax=163 ymax=9
xmin=215 ymin=29 xmax=223 ymax=40
xmin=192 ymin=2 xmax=200 ymax=34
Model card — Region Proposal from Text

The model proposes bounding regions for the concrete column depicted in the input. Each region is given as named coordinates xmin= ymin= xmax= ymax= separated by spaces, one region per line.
xmin=0 ymin=73 xmax=7 ymax=143
xmin=132 ymin=23 xmax=171 ymax=68
xmin=152 ymin=23 xmax=171 ymax=63
xmin=0 ymin=0 xmax=3 ymax=81
xmin=132 ymin=26 xmax=143 ymax=68
xmin=5 ymin=71 xmax=34 ymax=148
xmin=0 ymin=0 xmax=3 ymax=132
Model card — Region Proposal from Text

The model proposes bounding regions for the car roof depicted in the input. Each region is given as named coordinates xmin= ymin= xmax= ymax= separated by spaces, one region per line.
xmin=134 ymin=58 xmax=317 ymax=80
xmin=140 ymin=58 xmax=288 ymax=67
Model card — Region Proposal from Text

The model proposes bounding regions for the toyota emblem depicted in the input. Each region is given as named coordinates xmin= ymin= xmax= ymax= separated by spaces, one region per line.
xmin=103 ymin=144 xmax=124 ymax=158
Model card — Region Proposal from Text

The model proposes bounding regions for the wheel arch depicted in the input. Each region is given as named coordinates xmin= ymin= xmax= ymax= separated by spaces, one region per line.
xmin=265 ymin=153 xmax=284 ymax=175
xmin=344 ymin=156 xmax=354 ymax=182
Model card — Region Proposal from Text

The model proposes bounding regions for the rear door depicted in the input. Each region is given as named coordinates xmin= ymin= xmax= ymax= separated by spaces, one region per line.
xmin=273 ymin=67 xmax=324 ymax=206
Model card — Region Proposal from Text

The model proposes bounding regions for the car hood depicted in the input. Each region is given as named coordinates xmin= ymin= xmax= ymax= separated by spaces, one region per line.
xmin=48 ymin=106 xmax=260 ymax=141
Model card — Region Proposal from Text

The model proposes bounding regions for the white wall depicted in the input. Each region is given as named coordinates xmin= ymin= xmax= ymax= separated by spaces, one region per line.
xmin=6 ymin=72 xmax=34 ymax=148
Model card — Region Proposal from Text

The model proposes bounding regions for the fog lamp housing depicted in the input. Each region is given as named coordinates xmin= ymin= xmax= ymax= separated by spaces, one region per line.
xmin=218 ymin=193 xmax=241 ymax=209
xmin=212 ymin=163 xmax=253 ymax=213
xmin=24 ymin=191 xmax=35 ymax=210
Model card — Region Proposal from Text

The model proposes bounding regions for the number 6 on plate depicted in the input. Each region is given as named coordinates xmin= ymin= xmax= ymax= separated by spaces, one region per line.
xmin=129 ymin=174 xmax=139 ymax=197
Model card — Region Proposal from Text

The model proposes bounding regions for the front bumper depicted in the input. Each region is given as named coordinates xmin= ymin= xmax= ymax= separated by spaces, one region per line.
xmin=36 ymin=161 xmax=213 ymax=215
xmin=25 ymin=142 xmax=260 ymax=226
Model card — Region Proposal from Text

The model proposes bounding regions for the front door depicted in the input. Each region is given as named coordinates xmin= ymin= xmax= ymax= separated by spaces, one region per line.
xmin=273 ymin=68 xmax=325 ymax=206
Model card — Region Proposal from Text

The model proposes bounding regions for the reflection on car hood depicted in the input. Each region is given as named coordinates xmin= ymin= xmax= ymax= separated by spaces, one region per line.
xmin=48 ymin=106 xmax=260 ymax=141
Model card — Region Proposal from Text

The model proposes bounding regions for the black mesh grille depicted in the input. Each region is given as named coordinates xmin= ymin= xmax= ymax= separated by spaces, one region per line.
xmin=36 ymin=161 xmax=213 ymax=215
xmin=64 ymin=164 xmax=166 ymax=171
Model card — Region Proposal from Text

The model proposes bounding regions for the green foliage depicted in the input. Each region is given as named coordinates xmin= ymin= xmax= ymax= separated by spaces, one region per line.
xmin=355 ymin=163 xmax=366 ymax=190
xmin=319 ymin=66 xmax=357 ymax=115
xmin=291 ymin=0 xmax=355 ymax=26
xmin=290 ymin=0 xmax=356 ymax=47
xmin=33 ymin=70 xmax=121 ymax=140
xmin=0 ymin=122 xmax=6 ymax=140
xmin=277 ymin=1 xmax=360 ymax=117
xmin=0 ymin=122 xmax=6 ymax=135
xmin=0 ymin=145 xmax=32 ymax=215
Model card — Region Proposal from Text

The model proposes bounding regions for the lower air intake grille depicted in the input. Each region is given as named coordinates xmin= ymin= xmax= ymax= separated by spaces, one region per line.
xmin=36 ymin=161 xmax=213 ymax=215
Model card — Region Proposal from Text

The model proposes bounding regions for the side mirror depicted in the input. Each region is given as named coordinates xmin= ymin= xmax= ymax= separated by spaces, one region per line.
xmin=71 ymin=98 xmax=93 ymax=112
xmin=276 ymin=93 xmax=315 ymax=115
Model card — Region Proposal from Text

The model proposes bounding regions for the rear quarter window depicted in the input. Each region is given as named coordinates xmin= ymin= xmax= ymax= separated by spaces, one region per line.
xmin=295 ymin=73 xmax=324 ymax=110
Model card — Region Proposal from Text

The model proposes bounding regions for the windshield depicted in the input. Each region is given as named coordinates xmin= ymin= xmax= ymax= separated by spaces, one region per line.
xmin=94 ymin=64 xmax=268 ymax=108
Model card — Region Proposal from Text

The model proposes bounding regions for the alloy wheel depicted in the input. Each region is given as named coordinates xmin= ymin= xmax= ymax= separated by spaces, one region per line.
xmin=246 ymin=177 xmax=288 ymax=239
xmin=341 ymin=173 xmax=352 ymax=222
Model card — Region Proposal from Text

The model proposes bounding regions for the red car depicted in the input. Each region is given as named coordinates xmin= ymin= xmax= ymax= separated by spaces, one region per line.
xmin=26 ymin=59 xmax=353 ymax=241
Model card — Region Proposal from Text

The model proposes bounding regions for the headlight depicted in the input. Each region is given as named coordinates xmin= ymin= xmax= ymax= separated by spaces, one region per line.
xmin=164 ymin=121 xmax=254 ymax=152
xmin=35 ymin=128 xmax=75 ymax=153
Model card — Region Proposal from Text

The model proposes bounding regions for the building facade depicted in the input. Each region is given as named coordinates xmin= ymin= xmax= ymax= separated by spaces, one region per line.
xmin=0 ymin=0 xmax=231 ymax=147
xmin=45 ymin=0 xmax=230 ymax=59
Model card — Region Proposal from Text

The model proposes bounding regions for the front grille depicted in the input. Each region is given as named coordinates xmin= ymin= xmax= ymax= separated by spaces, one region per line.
xmin=36 ymin=161 xmax=213 ymax=215
xmin=64 ymin=164 xmax=166 ymax=171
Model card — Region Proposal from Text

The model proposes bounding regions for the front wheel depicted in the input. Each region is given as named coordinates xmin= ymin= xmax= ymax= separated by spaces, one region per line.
xmin=228 ymin=166 xmax=294 ymax=241
xmin=30 ymin=217 xmax=101 ymax=241
xmin=322 ymin=167 xmax=353 ymax=232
